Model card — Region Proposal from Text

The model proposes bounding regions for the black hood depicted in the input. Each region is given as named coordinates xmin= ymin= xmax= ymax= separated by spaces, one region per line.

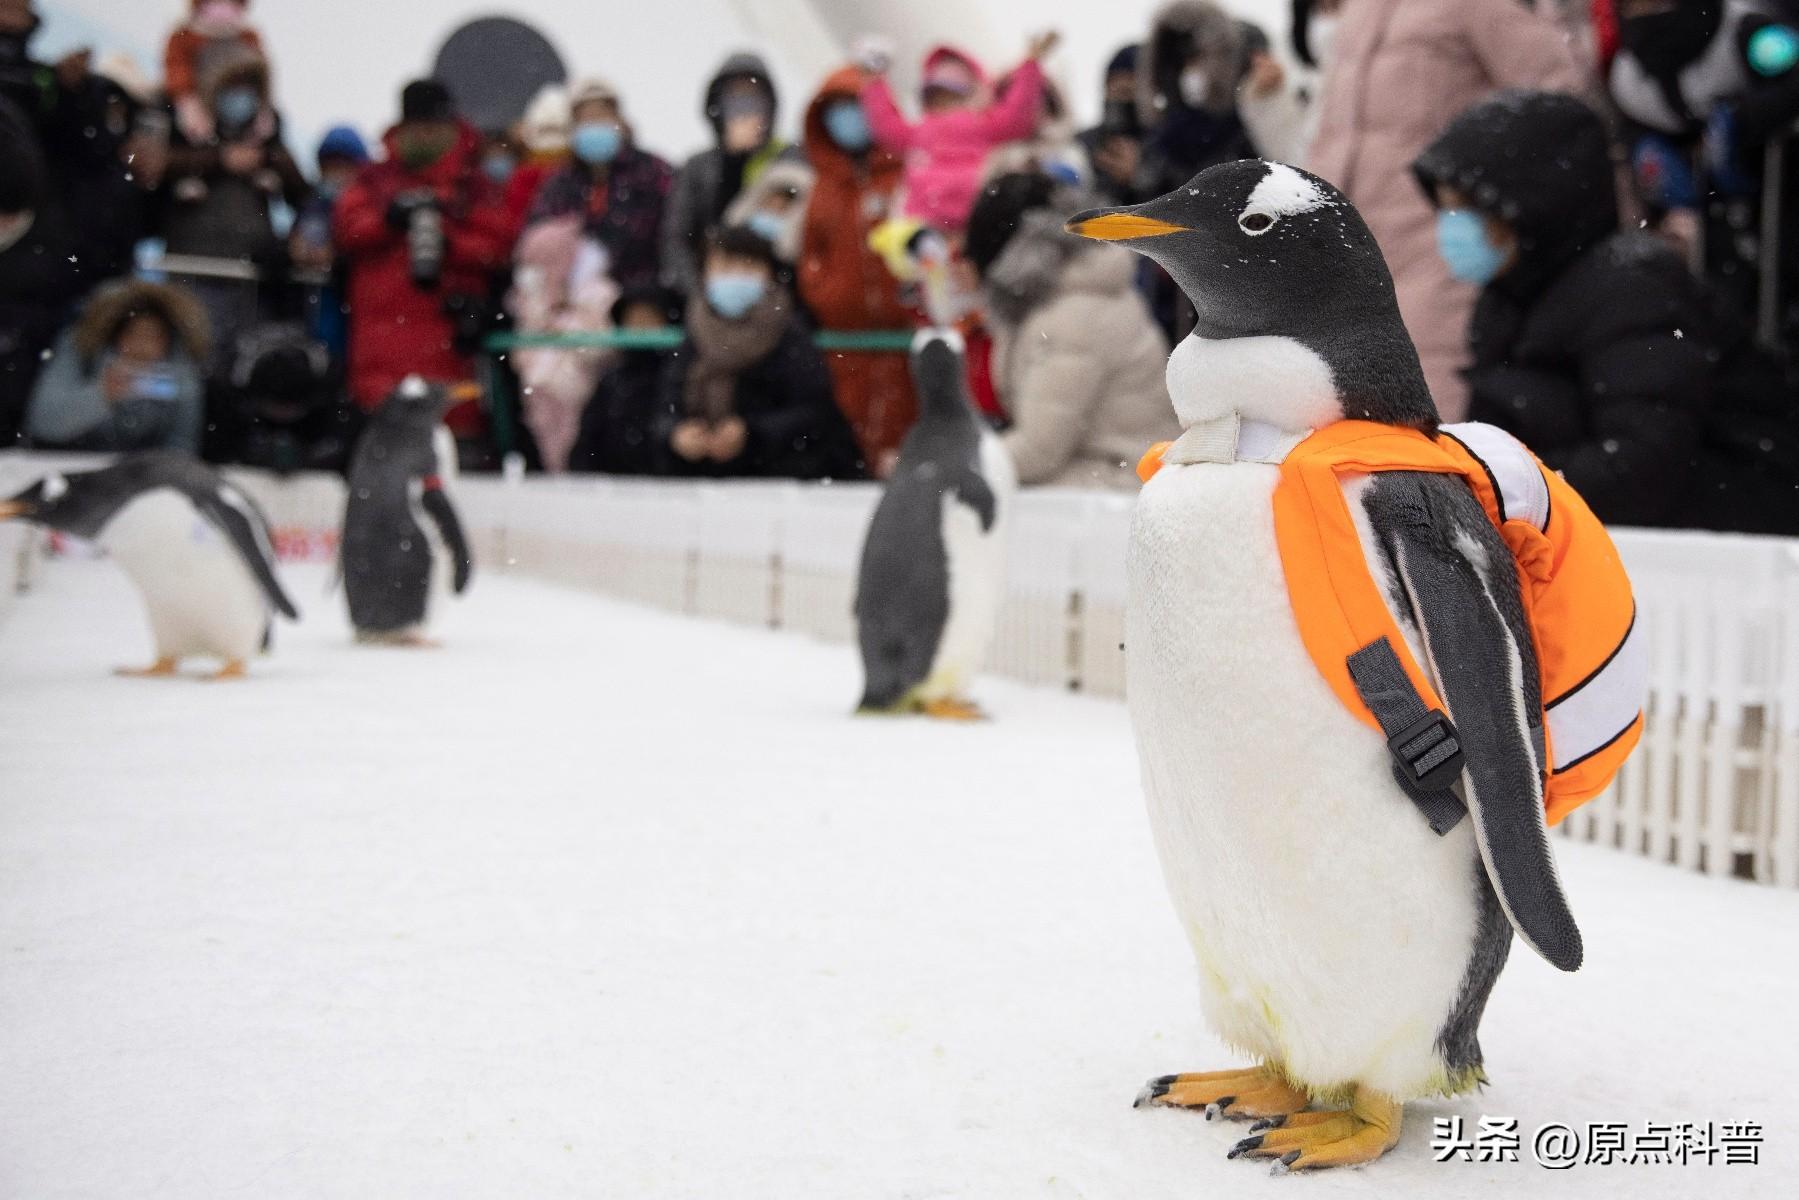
xmin=703 ymin=52 xmax=778 ymax=138
xmin=1414 ymin=91 xmax=1618 ymax=297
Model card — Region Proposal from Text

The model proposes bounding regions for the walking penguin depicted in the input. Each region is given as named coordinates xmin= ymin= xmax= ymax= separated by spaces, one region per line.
xmin=854 ymin=330 xmax=1014 ymax=719
xmin=342 ymin=376 xmax=472 ymax=645
xmin=0 ymin=450 xmax=298 ymax=679
xmin=1066 ymin=160 xmax=1644 ymax=1170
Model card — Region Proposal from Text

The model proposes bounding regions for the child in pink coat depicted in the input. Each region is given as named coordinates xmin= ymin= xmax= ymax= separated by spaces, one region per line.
xmin=861 ymin=33 xmax=1059 ymax=233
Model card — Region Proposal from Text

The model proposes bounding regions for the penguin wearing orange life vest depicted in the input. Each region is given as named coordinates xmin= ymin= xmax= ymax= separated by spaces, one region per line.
xmin=1066 ymin=161 xmax=1617 ymax=1172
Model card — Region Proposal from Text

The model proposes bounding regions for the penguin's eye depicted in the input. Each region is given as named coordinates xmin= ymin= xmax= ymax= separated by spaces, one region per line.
xmin=1239 ymin=211 xmax=1277 ymax=236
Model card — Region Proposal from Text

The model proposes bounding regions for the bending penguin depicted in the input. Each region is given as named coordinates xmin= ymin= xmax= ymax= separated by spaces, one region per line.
xmin=854 ymin=330 xmax=1015 ymax=719
xmin=342 ymin=376 xmax=472 ymax=645
xmin=0 ymin=450 xmax=298 ymax=679
xmin=1066 ymin=161 xmax=1598 ymax=1170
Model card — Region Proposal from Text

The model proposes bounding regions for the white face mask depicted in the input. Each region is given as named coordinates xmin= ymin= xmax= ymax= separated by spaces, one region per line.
xmin=1179 ymin=66 xmax=1210 ymax=107
xmin=1308 ymin=14 xmax=1341 ymax=67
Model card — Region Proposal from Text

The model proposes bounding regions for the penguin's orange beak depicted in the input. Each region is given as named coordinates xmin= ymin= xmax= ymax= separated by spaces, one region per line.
xmin=0 ymin=501 xmax=31 ymax=520
xmin=1065 ymin=209 xmax=1187 ymax=241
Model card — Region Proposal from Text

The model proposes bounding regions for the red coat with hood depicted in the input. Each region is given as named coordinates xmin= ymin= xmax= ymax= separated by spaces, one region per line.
xmin=799 ymin=66 xmax=918 ymax=464
xmin=334 ymin=121 xmax=514 ymax=435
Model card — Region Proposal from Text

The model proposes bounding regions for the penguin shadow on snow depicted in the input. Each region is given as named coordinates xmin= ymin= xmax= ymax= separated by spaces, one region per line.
xmin=853 ymin=330 xmax=1015 ymax=723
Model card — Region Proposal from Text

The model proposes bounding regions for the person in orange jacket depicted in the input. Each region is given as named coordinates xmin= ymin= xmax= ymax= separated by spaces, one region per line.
xmin=797 ymin=66 xmax=918 ymax=472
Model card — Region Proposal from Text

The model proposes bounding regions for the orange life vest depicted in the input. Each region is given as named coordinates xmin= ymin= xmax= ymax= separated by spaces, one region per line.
xmin=1140 ymin=419 xmax=1644 ymax=825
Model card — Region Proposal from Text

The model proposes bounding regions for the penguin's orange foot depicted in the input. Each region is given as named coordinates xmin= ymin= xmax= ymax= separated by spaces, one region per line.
xmin=922 ymin=697 xmax=986 ymax=722
xmin=115 ymin=657 xmax=179 ymax=678
xmin=205 ymin=660 xmax=247 ymax=682
xmin=1228 ymin=1087 xmax=1402 ymax=1172
xmin=1135 ymin=1066 xmax=1310 ymax=1121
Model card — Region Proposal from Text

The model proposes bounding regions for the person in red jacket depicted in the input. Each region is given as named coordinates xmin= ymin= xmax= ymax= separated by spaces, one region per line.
xmin=333 ymin=80 xmax=514 ymax=441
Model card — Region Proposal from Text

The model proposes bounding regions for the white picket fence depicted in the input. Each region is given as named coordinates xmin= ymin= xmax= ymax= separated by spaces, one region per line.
xmin=4 ymin=451 xmax=1797 ymax=889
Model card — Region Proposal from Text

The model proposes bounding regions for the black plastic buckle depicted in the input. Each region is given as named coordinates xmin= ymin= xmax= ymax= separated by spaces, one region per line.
xmin=1388 ymin=710 xmax=1465 ymax=794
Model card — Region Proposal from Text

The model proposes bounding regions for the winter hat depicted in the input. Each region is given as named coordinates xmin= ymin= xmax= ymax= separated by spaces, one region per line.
xmin=922 ymin=48 xmax=980 ymax=96
xmin=1104 ymin=43 xmax=1140 ymax=80
xmin=709 ymin=223 xmax=780 ymax=273
xmin=569 ymin=78 xmax=620 ymax=112
xmin=74 ymin=279 xmax=212 ymax=366
xmin=1413 ymin=90 xmax=1618 ymax=287
xmin=521 ymin=84 xmax=571 ymax=153
xmin=704 ymin=52 xmax=778 ymax=130
xmin=93 ymin=52 xmax=158 ymax=105
xmin=964 ymin=170 xmax=1056 ymax=278
xmin=316 ymin=124 xmax=369 ymax=166
xmin=401 ymin=79 xmax=455 ymax=123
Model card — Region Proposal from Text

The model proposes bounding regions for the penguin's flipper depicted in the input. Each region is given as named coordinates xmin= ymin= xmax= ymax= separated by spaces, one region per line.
xmin=1362 ymin=472 xmax=1582 ymax=973
xmin=199 ymin=485 xmax=301 ymax=621
xmin=419 ymin=484 xmax=473 ymax=594
xmin=950 ymin=469 xmax=997 ymax=532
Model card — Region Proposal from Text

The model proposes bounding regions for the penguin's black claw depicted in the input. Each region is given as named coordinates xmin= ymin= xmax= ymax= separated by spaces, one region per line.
xmin=1132 ymin=1077 xmax=1175 ymax=1108
xmin=1228 ymin=1135 xmax=1264 ymax=1160
xmin=1248 ymin=1116 xmax=1287 ymax=1133
xmin=1204 ymin=1096 xmax=1236 ymax=1121
xmin=1271 ymin=1150 xmax=1302 ymax=1176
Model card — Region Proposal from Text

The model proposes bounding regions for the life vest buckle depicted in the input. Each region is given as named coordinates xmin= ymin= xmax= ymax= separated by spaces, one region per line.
xmin=1388 ymin=710 xmax=1466 ymax=796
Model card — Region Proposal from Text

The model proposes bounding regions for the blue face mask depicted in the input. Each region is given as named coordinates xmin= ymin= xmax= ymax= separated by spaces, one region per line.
xmin=746 ymin=210 xmax=787 ymax=245
xmin=572 ymin=122 xmax=622 ymax=165
xmin=482 ymin=153 xmax=516 ymax=184
xmin=215 ymin=87 xmax=260 ymax=127
xmin=1436 ymin=208 xmax=1510 ymax=286
xmin=705 ymin=272 xmax=766 ymax=319
xmin=823 ymin=101 xmax=871 ymax=152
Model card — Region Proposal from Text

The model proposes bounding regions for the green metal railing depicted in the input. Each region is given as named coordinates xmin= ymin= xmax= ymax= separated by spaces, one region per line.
xmin=478 ymin=328 xmax=917 ymax=458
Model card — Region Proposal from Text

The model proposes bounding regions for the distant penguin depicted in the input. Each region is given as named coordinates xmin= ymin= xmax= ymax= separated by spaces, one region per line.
xmin=0 ymin=450 xmax=298 ymax=679
xmin=342 ymin=376 xmax=472 ymax=645
xmin=1066 ymin=161 xmax=1591 ymax=1170
xmin=854 ymin=330 xmax=1015 ymax=719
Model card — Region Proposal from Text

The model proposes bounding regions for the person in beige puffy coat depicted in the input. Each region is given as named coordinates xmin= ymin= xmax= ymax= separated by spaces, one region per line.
xmin=973 ymin=180 xmax=1178 ymax=490
xmin=1307 ymin=0 xmax=1587 ymax=421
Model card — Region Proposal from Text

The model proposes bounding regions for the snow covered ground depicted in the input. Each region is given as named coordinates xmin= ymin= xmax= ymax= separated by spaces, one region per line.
xmin=1 ymin=558 xmax=1795 ymax=1198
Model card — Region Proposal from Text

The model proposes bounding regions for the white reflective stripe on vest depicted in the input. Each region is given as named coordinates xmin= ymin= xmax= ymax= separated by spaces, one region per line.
xmin=1547 ymin=615 xmax=1648 ymax=770
xmin=1440 ymin=422 xmax=1552 ymax=531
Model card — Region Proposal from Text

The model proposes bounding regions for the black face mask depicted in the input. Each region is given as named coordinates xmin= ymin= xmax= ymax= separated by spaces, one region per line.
xmin=1620 ymin=5 xmax=1721 ymax=78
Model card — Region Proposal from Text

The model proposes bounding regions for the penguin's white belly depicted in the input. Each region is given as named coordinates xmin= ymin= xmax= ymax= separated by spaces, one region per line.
xmin=1128 ymin=462 xmax=1481 ymax=1099
xmin=99 ymin=489 xmax=269 ymax=663
xmin=923 ymin=433 xmax=1015 ymax=699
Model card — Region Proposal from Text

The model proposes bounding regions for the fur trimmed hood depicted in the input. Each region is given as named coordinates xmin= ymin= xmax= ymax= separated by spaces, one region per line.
xmin=1139 ymin=0 xmax=1247 ymax=123
xmin=73 ymin=280 xmax=212 ymax=366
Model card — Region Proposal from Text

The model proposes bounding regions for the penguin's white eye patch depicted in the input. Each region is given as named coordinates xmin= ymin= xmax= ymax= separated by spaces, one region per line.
xmin=1238 ymin=211 xmax=1277 ymax=236
xmin=42 ymin=473 xmax=67 ymax=501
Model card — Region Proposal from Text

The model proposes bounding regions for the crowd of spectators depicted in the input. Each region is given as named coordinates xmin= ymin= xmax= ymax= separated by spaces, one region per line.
xmin=0 ymin=0 xmax=1796 ymax=530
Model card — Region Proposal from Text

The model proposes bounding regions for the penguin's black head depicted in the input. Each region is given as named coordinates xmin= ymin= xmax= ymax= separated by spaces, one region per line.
xmin=376 ymin=374 xmax=455 ymax=432
xmin=1067 ymin=160 xmax=1397 ymax=338
xmin=1066 ymin=159 xmax=1436 ymax=427
xmin=0 ymin=470 xmax=102 ymax=537
xmin=909 ymin=329 xmax=974 ymax=421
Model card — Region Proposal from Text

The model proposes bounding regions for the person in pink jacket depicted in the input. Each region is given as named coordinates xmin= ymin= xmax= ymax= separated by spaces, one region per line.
xmin=861 ymin=33 xmax=1059 ymax=233
xmin=1307 ymin=0 xmax=1588 ymax=421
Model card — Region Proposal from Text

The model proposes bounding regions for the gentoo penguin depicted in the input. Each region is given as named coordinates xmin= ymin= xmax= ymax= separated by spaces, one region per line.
xmin=1066 ymin=161 xmax=1583 ymax=1170
xmin=342 ymin=376 xmax=472 ymax=645
xmin=0 ymin=450 xmax=298 ymax=678
xmin=854 ymin=329 xmax=1015 ymax=719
